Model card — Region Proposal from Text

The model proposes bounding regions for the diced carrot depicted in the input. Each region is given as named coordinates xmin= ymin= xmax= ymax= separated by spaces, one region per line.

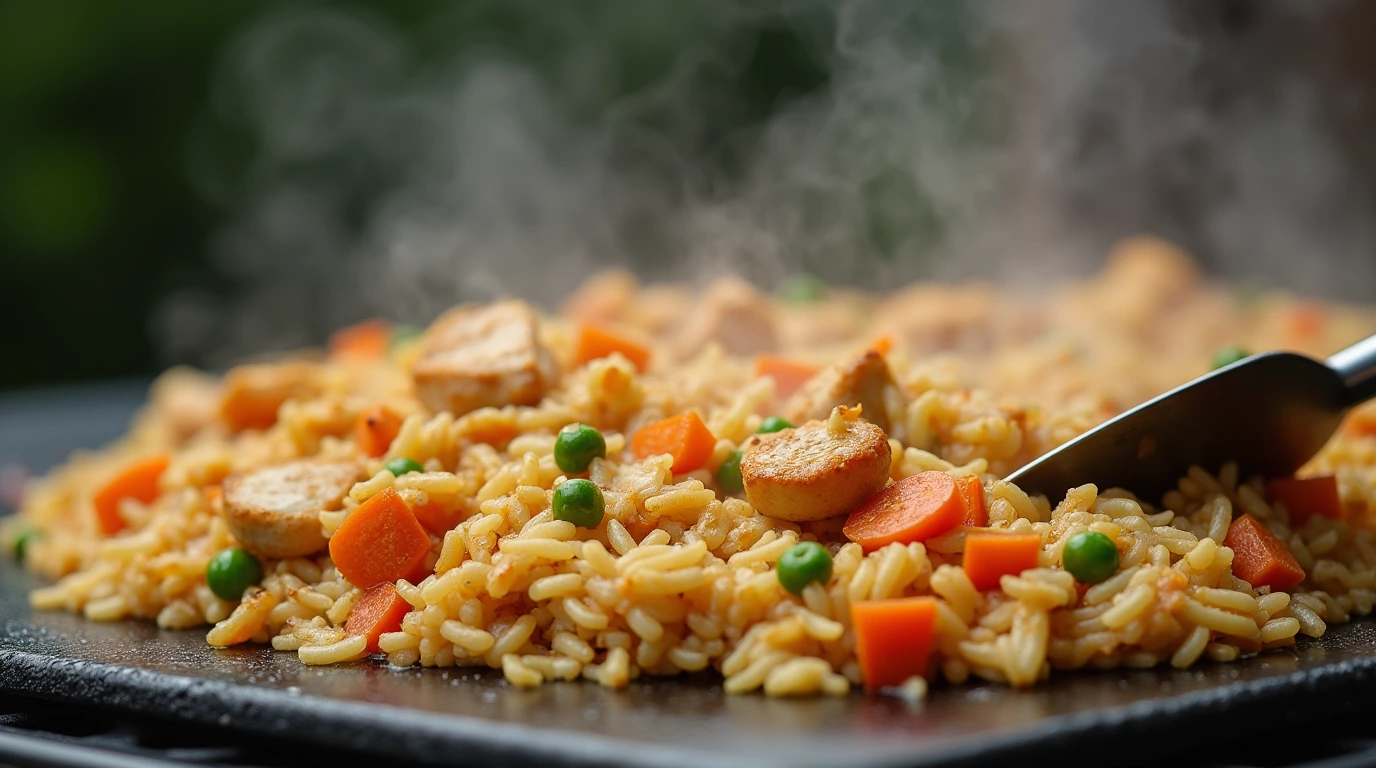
xmin=870 ymin=334 xmax=894 ymax=357
xmin=219 ymin=362 xmax=319 ymax=432
xmin=851 ymin=597 xmax=938 ymax=691
xmin=93 ymin=455 xmax=170 ymax=535
xmin=1286 ymin=303 xmax=1324 ymax=344
xmin=963 ymin=532 xmax=1042 ymax=592
xmin=329 ymin=319 xmax=391 ymax=360
xmin=412 ymin=499 xmax=464 ymax=536
xmin=955 ymin=475 xmax=987 ymax=528
xmin=574 ymin=325 xmax=651 ymax=372
xmin=1344 ymin=403 xmax=1376 ymax=437
xmin=842 ymin=471 xmax=966 ymax=553
xmin=354 ymin=404 xmax=403 ymax=458
xmin=344 ymin=583 xmax=411 ymax=654
xmin=1267 ymin=475 xmax=1343 ymax=527
xmin=630 ymin=412 xmax=716 ymax=474
xmin=329 ymin=488 xmax=432 ymax=589
xmin=1223 ymin=514 xmax=1305 ymax=593
xmin=753 ymin=356 xmax=820 ymax=400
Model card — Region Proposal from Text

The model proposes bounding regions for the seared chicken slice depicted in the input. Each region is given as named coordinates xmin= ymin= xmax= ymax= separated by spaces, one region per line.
xmin=783 ymin=350 xmax=903 ymax=433
xmin=742 ymin=416 xmax=891 ymax=522
xmin=411 ymin=300 xmax=558 ymax=416
xmin=222 ymin=460 xmax=362 ymax=559
xmin=675 ymin=277 xmax=778 ymax=359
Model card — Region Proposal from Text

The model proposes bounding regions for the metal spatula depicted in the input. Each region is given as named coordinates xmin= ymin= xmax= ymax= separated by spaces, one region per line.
xmin=1004 ymin=334 xmax=1376 ymax=503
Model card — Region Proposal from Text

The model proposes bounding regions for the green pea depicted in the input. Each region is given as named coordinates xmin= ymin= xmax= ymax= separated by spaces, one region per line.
xmin=385 ymin=457 xmax=425 ymax=476
xmin=1211 ymin=345 xmax=1250 ymax=370
xmin=716 ymin=450 xmax=744 ymax=495
xmin=776 ymin=542 xmax=833 ymax=596
xmin=777 ymin=274 xmax=827 ymax=304
xmin=13 ymin=529 xmax=39 ymax=563
xmin=206 ymin=548 xmax=264 ymax=601
xmin=390 ymin=324 xmax=424 ymax=350
xmin=552 ymin=478 xmax=605 ymax=528
xmin=554 ymin=423 xmax=607 ymax=474
xmin=757 ymin=416 xmax=795 ymax=434
xmin=1061 ymin=531 xmax=1120 ymax=584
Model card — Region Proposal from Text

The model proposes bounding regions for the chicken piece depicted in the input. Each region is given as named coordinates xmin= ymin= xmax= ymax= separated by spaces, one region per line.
xmin=219 ymin=361 xmax=326 ymax=433
xmin=411 ymin=300 xmax=558 ymax=417
xmin=222 ymin=460 xmax=362 ymax=559
xmin=562 ymin=270 xmax=638 ymax=326
xmin=675 ymin=277 xmax=778 ymax=359
xmin=783 ymin=350 xmax=904 ymax=433
xmin=742 ymin=416 xmax=891 ymax=522
xmin=1096 ymin=236 xmax=1201 ymax=328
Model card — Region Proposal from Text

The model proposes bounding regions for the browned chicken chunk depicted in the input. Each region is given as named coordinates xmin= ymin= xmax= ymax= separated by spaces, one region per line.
xmin=675 ymin=277 xmax=778 ymax=359
xmin=741 ymin=416 xmax=891 ymax=522
xmin=783 ymin=350 xmax=904 ymax=433
xmin=222 ymin=461 xmax=362 ymax=559
xmin=411 ymin=300 xmax=558 ymax=416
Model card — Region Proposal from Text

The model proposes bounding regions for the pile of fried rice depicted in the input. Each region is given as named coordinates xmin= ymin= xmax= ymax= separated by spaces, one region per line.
xmin=8 ymin=235 xmax=1376 ymax=698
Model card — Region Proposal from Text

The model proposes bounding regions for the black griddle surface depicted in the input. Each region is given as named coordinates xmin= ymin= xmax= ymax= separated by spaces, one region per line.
xmin=2 ymin=381 xmax=1376 ymax=768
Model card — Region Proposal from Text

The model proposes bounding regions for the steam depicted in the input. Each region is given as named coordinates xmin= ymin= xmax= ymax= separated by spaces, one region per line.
xmin=156 ymin=0 xmax=1376 ymax=368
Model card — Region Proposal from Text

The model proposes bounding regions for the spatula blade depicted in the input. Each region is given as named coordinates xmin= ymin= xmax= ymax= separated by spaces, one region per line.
xmin=1004 ymin=352 xmax=1349 ymax=504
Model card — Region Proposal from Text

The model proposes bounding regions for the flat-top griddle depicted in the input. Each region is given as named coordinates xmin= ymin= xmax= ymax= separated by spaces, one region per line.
xmin=2 ymin=382 xmax=1376 ymax=768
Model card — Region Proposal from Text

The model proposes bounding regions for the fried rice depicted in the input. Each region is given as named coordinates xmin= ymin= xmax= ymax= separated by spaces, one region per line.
xmin=8 ymin=235 xmax=1376 ymax=698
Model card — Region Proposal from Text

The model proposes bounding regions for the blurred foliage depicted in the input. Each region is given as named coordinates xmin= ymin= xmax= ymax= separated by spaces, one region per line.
xmin=0 ymin=0 xmax=982 ymax=390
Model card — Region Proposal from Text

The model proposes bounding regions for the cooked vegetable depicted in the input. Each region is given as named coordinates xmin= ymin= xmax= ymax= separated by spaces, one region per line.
xmin=1211 ymin=345 xmax=1250 ymax=370
xmin=716 ymin=450 xmax=745 ymax=495
xmin=776 ymin=542 xmax=833 ymax=595
xmin=385 ymin=457 xmax=425 ymax=477
xmin=574 ymin=325 xmax=651 ymax=372
xmin=93 ymin=455 xmax=170 ymax=535
xmin=777 ymin=273 xmax=826 ymax=303
xmin=631 ymin=411 xmax=716 ymax=474
xmin=551 ymin=479 xmax=606 ymax=528
xmin=851 ymin=597 xmax=937 ymax=691
xmin=411 ymin=500 xmax=463 ymax=535
xmin=12 ymin=529 xmax=38 ymax=563
xmin=205 ymin=548 xmax=264 ymax=601
xmin=1267 ymin=475 xmax=1343 ymax=527
xmin=757 ymin=416 xmax=794 ymax=434
xmin=744 ymin=418 xmax=891 ymax=522
xmin=219 ymin=361 xmax=322 ymax=432
xmin=345 ymin=583 xmax=411 ymax=654
xmin=329 ymin=487 xmax=432 ymax=589
xmin=354 ymin=404 xmax=403 ymax=458
xmin=870 ymin=334 xmax=894 ymax=356
xmin=554 ymin=423 xmax=607 ymax=474
xmin=1061 ymin=530 xmax=1120 ymax=584
xmin=223 ymin=460 xmax=360 ymax=560
xmin=390 ymin=324 xmax=423 ymax=350
xmin=963 ymin=532 xmax=1042 ymax=591
xmin=955 ymin=475 xmax=986 ymax=527
xmin=843 ymin=471 xmax=964 ymax=553
xmin=1287 ymin=303 xmax=1324 ymax=343
xmin=753 ymin=356 xmax=821 ymax=400
xmin=1223 ymin=514 xmax=1305 ymax=593
xmin=329 ymin=319 xmax=391 ymax=360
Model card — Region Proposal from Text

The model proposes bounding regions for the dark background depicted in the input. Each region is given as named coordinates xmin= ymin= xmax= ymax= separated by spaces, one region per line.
xmin=3 ymin=0 xmax=1376 ymax=392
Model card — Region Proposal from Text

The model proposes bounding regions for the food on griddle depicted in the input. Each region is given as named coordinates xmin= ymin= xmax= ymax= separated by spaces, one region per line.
xmin=7 ymin=235 xmax=1376 ymax=698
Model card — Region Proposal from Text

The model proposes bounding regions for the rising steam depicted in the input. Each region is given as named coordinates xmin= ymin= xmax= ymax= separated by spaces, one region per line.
xmin=155 ymin=0 xmax=1376 ymax=369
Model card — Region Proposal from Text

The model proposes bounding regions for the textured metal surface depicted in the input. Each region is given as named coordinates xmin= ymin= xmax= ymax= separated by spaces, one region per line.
xmin=5 ymin=384 xmax=1376 ymax=768
xmin=3 ymin=561 xmax=1376 ymax=768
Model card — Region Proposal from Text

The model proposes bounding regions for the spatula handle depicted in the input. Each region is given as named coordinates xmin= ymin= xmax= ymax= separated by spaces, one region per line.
xmin=1328 ymin=333 xmax=1376 ymax=407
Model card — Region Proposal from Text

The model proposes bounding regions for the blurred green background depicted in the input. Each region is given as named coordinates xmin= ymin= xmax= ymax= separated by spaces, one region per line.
xmin=1 ymin=0 xmax=978 ymax=391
